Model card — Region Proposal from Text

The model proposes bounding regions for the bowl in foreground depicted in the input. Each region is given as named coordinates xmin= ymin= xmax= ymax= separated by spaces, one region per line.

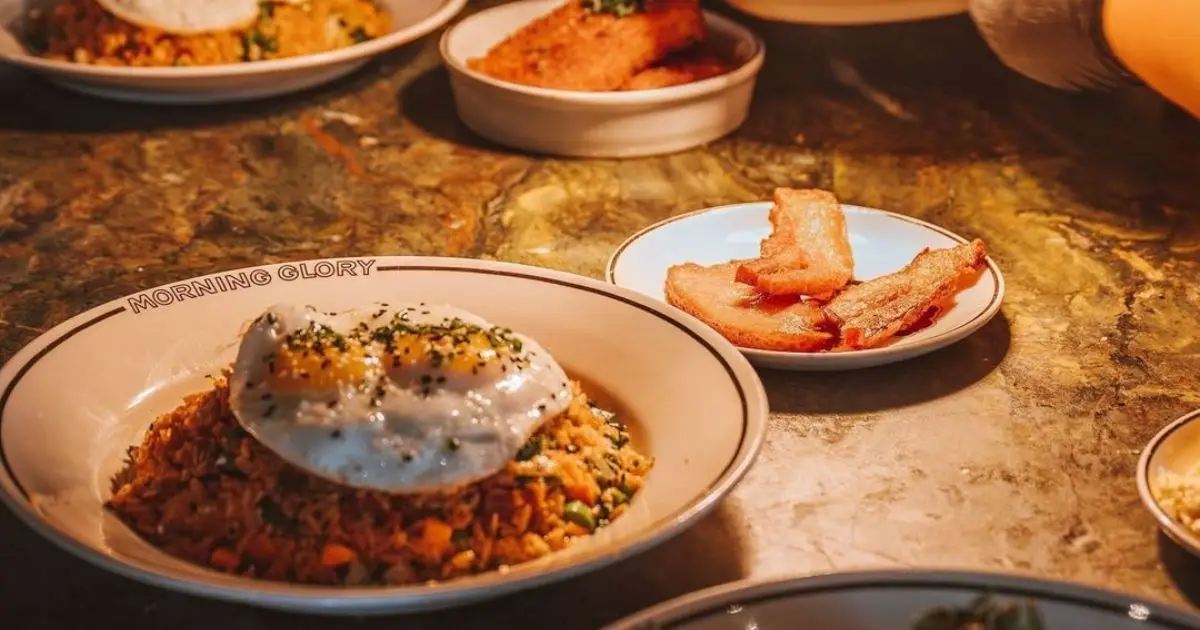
xmin=439 ymin=0 xmax=765 ymax=158
xmin=0 ymin=0 xmax=466 ymax=104
xmin=0 ymin=256 xmax=767 ymax=614
xmin=1138 ymin=409 xmax=1200 ymax=558
xmin=605 ymin=569 xmax=1200 ymax=629
xmin=606 ymin=201 xmax=1004 ymax=371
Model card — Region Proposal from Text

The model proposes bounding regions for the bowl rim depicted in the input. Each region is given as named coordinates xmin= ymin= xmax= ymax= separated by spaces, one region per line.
xmin=0 ymin=0 xmax=467 ymax=78
xmin=0 ymin=255 xmax=769 ymax=611
xmin=437 ymin=0 xmax=767 ymax=106
xmin=603 ymin=568 xmax=1200 ymax=629
xmin=1137 ymin=408 xmax=1200 ymax=554
xmin=604 ymin=201 xmax=1007 ymax=361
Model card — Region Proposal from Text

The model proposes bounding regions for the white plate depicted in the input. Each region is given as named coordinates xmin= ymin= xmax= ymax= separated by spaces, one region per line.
xmin=606 ymin=202 xmax=1004 ymax=371
xmin=0 ymin=256 xmax=767 ymax=615
xmin=0 ymin=0 xmax=466 ymax=104
xmin=606 ymin=569 xmax=1200 ymax=629
xmin=723 ymin=0 xmax=966 ymax=24
xmin=440 ymin=0 xmax=765 ymax=158
xmin=1138 ymin=409 xmax=1200 ymax=558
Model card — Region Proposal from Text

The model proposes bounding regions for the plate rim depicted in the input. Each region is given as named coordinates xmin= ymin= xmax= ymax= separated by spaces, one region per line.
xmin=1137 ymin=408 xmax=1200 ymax=556
xmin=604 ymin=568 xmax=1200 ymax=629
xmin=605 ymin=201 xmax=1006 ymax=362
xmin=0 ymin=0 xmax=467 ymax=79
xmin=0 ymin=255 xmax=769 ymax=612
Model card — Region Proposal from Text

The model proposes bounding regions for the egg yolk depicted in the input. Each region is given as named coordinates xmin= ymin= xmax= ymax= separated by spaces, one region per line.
xmin=265 ymin=342 xmax=373 ymax=393
xmin=383 ymin=331 xmax=505 ymax=376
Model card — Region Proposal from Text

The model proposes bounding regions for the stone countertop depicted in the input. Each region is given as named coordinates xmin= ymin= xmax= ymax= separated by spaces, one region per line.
xmin=2 ymin=2 xmax=1200 ymax=627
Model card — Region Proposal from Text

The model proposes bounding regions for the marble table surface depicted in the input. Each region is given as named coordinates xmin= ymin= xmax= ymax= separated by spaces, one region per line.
xmin=1 ymin=2 xmax=1199 ymax=627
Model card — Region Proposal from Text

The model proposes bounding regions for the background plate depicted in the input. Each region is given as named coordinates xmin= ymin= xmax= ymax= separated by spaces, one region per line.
xmin=607 ymin=202 xmax=1004 ymax=371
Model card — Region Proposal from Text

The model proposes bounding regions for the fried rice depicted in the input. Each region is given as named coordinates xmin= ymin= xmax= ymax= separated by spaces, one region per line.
xmin=106 ymin=377 xmax=653 ymax=586
xmin=28 ymin=0 xmax=391 ymax=66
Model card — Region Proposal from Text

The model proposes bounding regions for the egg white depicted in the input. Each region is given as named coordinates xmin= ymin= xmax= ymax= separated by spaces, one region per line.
xmin=96 ymin=0 xmax=260 ymax=35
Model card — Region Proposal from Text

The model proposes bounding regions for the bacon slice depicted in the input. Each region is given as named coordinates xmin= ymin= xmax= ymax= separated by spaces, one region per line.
xmin=824 ymin=239 xmax=988 ymax=350
xmin=666 ymin=261 xmax=835 ymax=352
xmin=736 ymin=188 xmax=855 ymax=298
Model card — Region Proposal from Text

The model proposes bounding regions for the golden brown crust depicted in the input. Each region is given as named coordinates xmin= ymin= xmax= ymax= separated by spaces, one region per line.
xmin=736 ymin=188 xmax=855 ymax=298
xmin=824 ymin=239 xmax=987 ymax=349
xmin=666 ymin=261 xmax=834 ymax=352
xmin=467 ymin=0 xmax=706 ymax=91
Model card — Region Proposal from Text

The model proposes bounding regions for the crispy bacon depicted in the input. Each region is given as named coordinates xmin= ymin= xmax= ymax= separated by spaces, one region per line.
xmin=666 ymin=261 xmax=834 ymax=352
xmin=736 ymin=188 xmax=854 ymax=299
xmin=824 ymin=239 xmax=988 ymax=350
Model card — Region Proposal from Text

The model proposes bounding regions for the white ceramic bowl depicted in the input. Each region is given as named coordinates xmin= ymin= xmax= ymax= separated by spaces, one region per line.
xmin=439 ymin=0 xmax=766 ymax=158
xmin=723 ymin=0 xmax=967 ymax=24
xmin=607 ymin=201 xmax=1004 ymax=371
xmin=606 ymin=570 xmax=1200 ymax=629
xmin=0 ymin=0 xmax=466 ymax=104
xmin=0 ymin=256 xmax=768 ymax=615
xmin=1138 ymin=409 xmax=1200 ymax=559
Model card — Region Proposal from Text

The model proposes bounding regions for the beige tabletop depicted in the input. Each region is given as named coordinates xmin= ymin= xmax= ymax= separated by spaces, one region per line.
xmin=1 ymin=1 xmax=1200 ymax=627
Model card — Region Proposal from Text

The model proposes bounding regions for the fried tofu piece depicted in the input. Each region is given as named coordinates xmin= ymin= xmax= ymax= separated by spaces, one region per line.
xmin=621 ymin=47 xmax=735 ymax=90
xmin=665 ymin=261 xmax=835 ymax=352
xmin=467 ymin=0 xmax=706 ymax=92
xmin=824 ymin=239 xmax=988 ymax=350
xmin=736 ymin=188 xmax=855 ymax=299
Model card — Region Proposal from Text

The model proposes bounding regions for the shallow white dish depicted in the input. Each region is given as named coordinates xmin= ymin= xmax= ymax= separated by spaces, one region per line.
xmin=723 ymin=0 xmax=966 ymax=24
xmin=0 ymin=0 xmax=466 ymax=104
xmin=606 ymin=569 xmax=1200 ymax=629
xmin=1138 ymin=409 xmax=1200 ymax=558
xmin=439 ymin=0 xmax=765 ymax=158
xmin=607 ymin=202 xmax=1004 ymax=371
xmin=0 ymin=256 xmax=767 ymax=615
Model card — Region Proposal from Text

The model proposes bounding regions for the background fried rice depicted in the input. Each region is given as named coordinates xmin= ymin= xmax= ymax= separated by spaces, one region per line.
xmin=30 ymin=0 xmax=391 ymax=66
xmin=106 ymin=378 xmax=653 ymax=586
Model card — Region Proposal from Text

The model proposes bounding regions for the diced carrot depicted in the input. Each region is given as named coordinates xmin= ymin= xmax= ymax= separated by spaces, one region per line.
xmin=320 ymin=543 xmax=357 ymax=566
xmin=559 ymin=460 xmax=600 ymax=505
xmin=209 ymin=547 xmax=240 ymax=571
xmin=413 ymin=518 xmax=454 ymax=560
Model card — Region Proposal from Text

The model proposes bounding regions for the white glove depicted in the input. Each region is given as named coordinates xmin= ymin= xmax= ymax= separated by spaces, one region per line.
xmin=968 ymin=0 xmax=1139 ymax=90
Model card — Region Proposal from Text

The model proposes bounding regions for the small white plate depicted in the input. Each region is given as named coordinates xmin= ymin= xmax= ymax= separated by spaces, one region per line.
xmin=439 ymin=0 xmax=765 ymax=158
xmin=723 ymin=0 xmax=966 ymax=25
xmin=606 ymin=569 xmax=1200 ymax=629
xmin=1138 ymin=409 xmax=1200 ymax=558
xmin=0 ymin=256 xmax=767 ymax=614
xmin=606 ymin=202 xmax=1004 ymax=371
xmin=0 ymin=0 xmax=466 ymax=104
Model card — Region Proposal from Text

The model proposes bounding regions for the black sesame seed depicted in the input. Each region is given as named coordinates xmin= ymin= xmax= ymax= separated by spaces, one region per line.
xmin=264 ymin=405 xmax=276 ymax=418
xmin=436 ymin=376 xmax=446 ymax=384
xmin=331 ymin=430 xmax=343 ymax=439
xmin=420 ymin=375 xmax=432 ymax=385
xmin=402 ymin=451 xmax=415 ymax=462
xmin=445 ymin=437 xmax=461 ymax=451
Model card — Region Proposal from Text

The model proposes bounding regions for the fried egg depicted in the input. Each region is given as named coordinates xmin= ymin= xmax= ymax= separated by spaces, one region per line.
xmin=227 ymin=303 xmax=572 ymax=494
xmin=96 ymin=0 xmax=259 ymax=35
